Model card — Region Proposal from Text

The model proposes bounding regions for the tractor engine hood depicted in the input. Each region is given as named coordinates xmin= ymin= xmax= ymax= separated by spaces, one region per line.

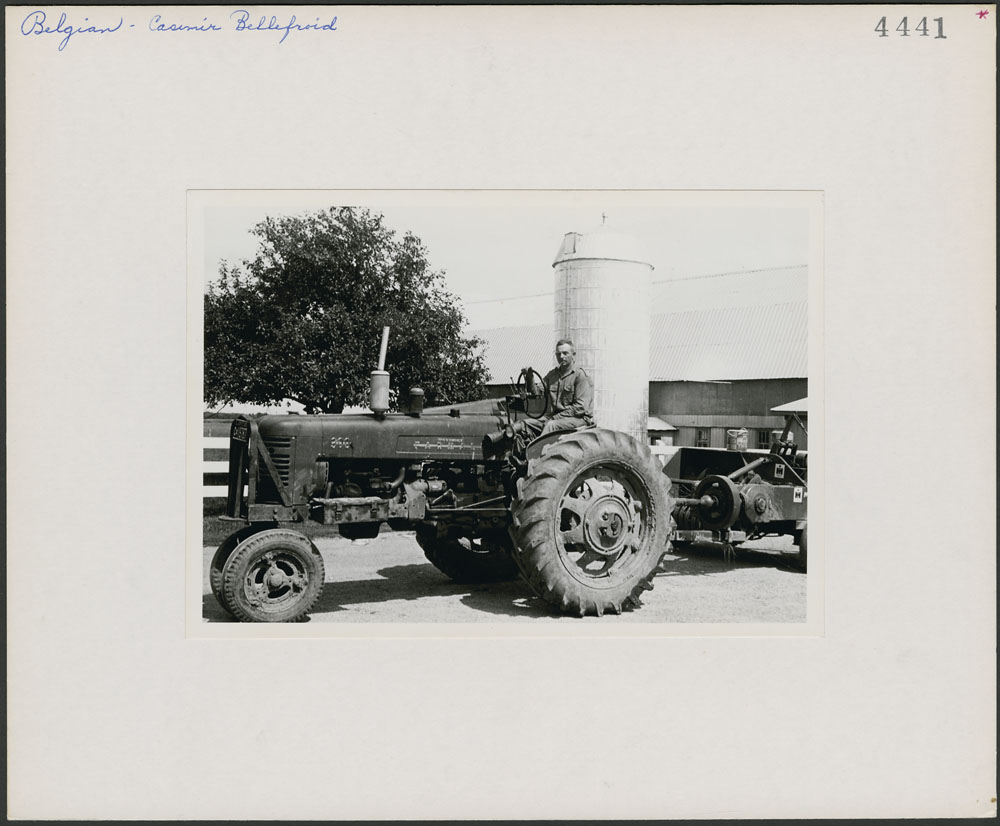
xmin=257 ymin=409 xmax=506 ymax=462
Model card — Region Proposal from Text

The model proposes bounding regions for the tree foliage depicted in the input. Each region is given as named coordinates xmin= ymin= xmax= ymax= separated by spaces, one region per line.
xmin=205 ymin=207 xmax=490 ymax=413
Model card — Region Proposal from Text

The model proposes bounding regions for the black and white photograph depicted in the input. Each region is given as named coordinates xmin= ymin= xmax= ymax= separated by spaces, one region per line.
xmin=195 ymin=193 xmax=817 ymax=626
xmin=8 ymin=4 xmax=994 ymax=820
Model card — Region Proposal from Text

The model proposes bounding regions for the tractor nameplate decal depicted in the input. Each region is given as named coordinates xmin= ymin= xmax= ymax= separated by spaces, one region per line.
xmin=329 ymin=436 xmax=352 ymax=450
xmin=397 ymin=436 xmax=481 ymax=457
xmin=774 ymin=464 xmax=785 ymax=479
xmin=793 ymin=486 xmax=804 ymax=503
xmin=232 ymin=420 xmax=249 ymax=442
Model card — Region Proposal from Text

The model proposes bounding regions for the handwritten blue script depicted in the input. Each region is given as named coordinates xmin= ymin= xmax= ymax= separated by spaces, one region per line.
xmin=19 ymin=8 xmax=339 ymax=51
xmin=149 ymin=14 xmax=222 ymax=33
xmin=20 ymin=10 xmax=123 ymax=51
xmin=230 ymin=10 xmax=338 ymax=44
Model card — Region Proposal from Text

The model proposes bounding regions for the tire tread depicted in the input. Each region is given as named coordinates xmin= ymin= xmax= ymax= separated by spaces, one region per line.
xmin=510 ymin=428 xmax=673 ymax=617
xmin=222 ymin=529 xmax=325 ymax=623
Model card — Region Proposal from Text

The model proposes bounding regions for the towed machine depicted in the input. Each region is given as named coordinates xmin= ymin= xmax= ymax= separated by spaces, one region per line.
xmin=211 ymin=328 xmax=806 ymax=622
xmin=659 ymin=419 xmax=808 ymax=570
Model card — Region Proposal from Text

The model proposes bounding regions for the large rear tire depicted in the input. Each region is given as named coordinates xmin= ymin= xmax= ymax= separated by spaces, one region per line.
xmin=222 ymin=529 xmax=326 ymax=622
xmin=416 ymin=530 xmax=521 ymax=584
xmin=510 ymin=428 xmax=673 ymax=617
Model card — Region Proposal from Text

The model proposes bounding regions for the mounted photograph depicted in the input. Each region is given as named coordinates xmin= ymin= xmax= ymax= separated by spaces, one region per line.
xmin=190 ymin=191 xmax=819 ymax=629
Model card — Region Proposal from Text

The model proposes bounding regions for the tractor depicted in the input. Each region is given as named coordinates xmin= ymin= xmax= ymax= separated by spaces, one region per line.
xmin=209 ymin=328 xmax=807 ymax=623
xmin=210 ymin=329 xmax=674 ymax=622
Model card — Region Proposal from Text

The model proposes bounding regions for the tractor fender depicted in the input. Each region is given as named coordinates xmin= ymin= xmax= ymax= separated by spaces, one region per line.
xmin=524 ymin=426 xmax=595 ymax=464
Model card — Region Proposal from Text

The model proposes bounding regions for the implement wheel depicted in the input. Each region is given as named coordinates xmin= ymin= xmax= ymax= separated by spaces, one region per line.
xmin=510 ymin=428 xmax=673 ymax=617
xmin=416 ymin=530 xmax=521 ymax=584
xmin=222 ymin=529 xmax=325 ymax=622
xmin=693 ymin=475 xmax=741 ymax=531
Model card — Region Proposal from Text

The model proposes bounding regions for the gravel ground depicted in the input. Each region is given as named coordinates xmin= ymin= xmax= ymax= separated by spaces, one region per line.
xmin=203 ymin=529 xmax=806 ymax=624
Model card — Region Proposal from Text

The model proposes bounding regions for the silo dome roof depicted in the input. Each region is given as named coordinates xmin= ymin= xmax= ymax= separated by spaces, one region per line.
xmin=552 ymin=227 xmax=653 ymax=268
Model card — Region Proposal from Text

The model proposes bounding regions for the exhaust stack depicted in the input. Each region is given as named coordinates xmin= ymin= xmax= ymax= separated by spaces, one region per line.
xmin=370 ymin=325 xmax=390 ymax=417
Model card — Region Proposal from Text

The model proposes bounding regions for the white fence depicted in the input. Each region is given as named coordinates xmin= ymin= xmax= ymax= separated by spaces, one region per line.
xmin=203 ymin=436 xmax=229 ymax=499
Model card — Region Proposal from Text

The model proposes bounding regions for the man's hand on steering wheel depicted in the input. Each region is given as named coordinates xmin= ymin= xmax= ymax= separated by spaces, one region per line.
xmin=515 ymin=367 xmax=550 ymax=419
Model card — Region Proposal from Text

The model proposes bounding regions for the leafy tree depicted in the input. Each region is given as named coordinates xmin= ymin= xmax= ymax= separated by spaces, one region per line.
xmin=205 ymin=207 xmax=490 ymax=413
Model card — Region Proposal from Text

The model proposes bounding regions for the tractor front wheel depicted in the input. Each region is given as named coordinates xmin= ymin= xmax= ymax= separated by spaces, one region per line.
xmin=510 ymin=428 xmax=673 ymax=617
xmin=210 ymin=523 xmax=277 ymax=615
xmin=221 ymin=529 xmax=326 ymax=622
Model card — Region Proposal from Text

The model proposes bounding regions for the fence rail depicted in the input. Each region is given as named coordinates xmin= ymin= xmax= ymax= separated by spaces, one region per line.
xmin=203 ymin=435 xmax=229 ymax=499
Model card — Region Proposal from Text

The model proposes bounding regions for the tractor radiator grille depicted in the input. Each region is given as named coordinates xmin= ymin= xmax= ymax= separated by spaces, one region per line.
xmin=261 ymin=436 xmax=293 ymax=486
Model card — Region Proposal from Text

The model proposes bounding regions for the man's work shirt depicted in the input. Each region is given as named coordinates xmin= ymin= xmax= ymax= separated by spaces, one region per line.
xmin=542 ymin=365 xmax=594 ymax=423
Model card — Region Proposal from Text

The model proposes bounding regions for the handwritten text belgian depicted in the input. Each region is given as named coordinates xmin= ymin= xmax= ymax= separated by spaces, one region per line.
xmin=20 ymin=9 xmax=338 ymax=52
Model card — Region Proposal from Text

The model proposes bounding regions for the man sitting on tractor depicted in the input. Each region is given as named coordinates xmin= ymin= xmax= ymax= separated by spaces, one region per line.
xmin=516 ymin=338 xmax=594 ymax=447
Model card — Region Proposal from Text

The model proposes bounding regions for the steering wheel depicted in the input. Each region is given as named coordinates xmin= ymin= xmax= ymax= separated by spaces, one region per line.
xmin=515 ymin=367 xmax=550 ymax=419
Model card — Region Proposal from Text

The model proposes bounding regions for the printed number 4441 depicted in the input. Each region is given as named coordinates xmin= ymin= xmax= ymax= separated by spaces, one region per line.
xmin=875 ymin=16 xmax=946 ymax=38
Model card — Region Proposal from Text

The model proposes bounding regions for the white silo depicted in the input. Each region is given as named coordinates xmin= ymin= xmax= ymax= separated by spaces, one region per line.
xmin=553 ymin=226 xmax=653 ymax=443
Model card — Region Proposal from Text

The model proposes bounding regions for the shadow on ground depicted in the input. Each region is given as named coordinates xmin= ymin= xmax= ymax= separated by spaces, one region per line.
xmin=310 ymin=564 xmax=569 ymax=619
xmin=660 ymin=542 xmax=804 ymax=577
xmin=312 ymin=563 xmax=485 ymax=613
xmin=203 ymin=542 xmax=804 ymax=622
xmin=203 ymin=594 xmax=232 ymax=622
xmin=204 ymin=562 xmax=542 ymax=622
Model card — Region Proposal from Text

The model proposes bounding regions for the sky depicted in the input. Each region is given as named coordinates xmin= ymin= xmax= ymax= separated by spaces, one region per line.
xmin=203 ymin=194 xmax=809 ymax=330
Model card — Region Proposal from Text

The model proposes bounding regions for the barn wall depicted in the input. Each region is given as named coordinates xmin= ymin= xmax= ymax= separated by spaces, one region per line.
xmin=649 ymin=378 xmax=807 ymax=417
xmin=649 ymin=379 xmax=808 ymax=449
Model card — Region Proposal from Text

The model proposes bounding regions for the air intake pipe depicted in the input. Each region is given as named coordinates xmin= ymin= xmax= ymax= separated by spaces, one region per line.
xmin=408 ymin=387 xmax=425 ymax=417
xmin=370 ymin=326 xmax=390 ymax=418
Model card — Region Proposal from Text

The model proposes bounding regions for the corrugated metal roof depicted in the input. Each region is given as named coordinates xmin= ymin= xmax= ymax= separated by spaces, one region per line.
xmin=473 ymin=266 xmax=808 ymax=383
xmin=771 ymin=397 xmax=808 ymax=413
xmin=649 ymin=302 xmax=807 ymax=380
xmin=475 ymin=303 xmax=806 ymax=383
xmin=652 ymin=265 xmax=807 ymax=313
xmin=474 ymin=324 xmax=554 ymax=385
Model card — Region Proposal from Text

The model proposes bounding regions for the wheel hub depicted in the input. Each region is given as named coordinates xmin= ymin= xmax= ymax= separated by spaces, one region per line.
xmin=265 ymin=565 xmax=288 ymax=589
xmin=245 ymin=553 xmax=306 ymax=608
xmin=693 ymin=474 xmax=742 ymax=531
xmin=558 ymin=473 xmax=646 ymax=581
xmin=583 ymin=497 xmax=633 ymax=555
